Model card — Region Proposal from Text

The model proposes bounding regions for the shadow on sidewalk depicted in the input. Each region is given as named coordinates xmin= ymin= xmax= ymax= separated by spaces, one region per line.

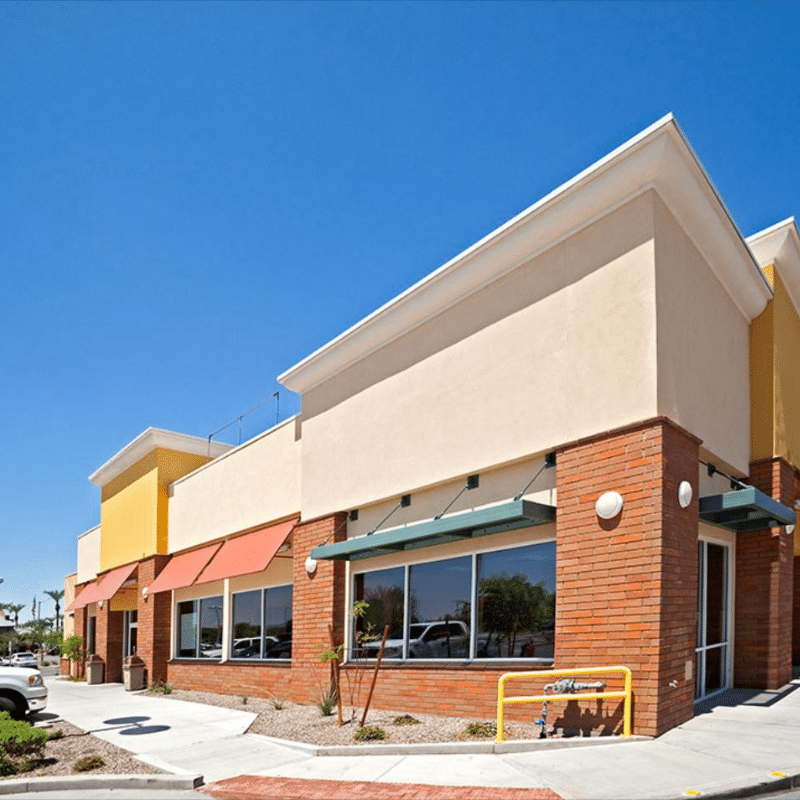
xmin=694 ymin=670 xmax=800 ymax=714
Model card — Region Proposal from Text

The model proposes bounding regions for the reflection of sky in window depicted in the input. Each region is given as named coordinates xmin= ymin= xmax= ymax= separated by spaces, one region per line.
xmin=265 ymin=585 xmax=292 ymax=630
xmin=200 ymin=597 xmax=223 ymax=634
xmin=234 ymin=590 xmax=261 ymax=627
xmin=478 ymin=541 xmax=556 ymax=592
xmin=410 ymin=556 xmax=471 ymax=622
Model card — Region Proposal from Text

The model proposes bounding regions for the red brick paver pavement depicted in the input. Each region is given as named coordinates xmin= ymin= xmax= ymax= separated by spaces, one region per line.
xmin=201 ymin=776 xmax=562 ymax=800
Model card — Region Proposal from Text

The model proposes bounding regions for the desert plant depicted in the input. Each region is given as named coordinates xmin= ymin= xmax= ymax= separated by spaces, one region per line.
xmin=393 ymin=714 xmax=420 ymax=726
xmin=463 ymin=721 xmax=497 ymax=738
xmin=269 ymin=695 xmax=285 ymax=711
xmin=241 ymin=697 xmax=248 ymax=705
xmin=318 ymin=601 xmax=379 ymax=724
xmin=73 ymin=754 xmax=105 ymax=772
xmin=0 ymin=711 xmax=47 ymax=775
xmin=148 ymin=679 xmax=173 ymax=695
xmin=317 ymin=683 xmax=336 ymax=716
xmin=353 ymin=725 xmax=385 ymax=742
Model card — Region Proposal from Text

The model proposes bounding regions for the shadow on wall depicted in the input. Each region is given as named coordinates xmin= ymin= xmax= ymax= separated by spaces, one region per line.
xmin=550 ymin=699 xmax=625 ymax=737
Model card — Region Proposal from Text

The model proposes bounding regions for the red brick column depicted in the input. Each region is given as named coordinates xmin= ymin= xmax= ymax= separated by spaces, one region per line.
xmin=794 ymin=556 xmax=800 ymax=667
xmin=95 ymin=603 xmax=124 ymax=682
xmin=735 ymin=458 xmax=798 ymax=688
xmin=138 ymin=555 xmax=171 ymax=686
xmin=290 ymin=513 xmax=347 ymax=704
xmin=556 ymin=418 xmax=700 ymax=737
xmin=68 ymin=601 xmax=87 ymax=678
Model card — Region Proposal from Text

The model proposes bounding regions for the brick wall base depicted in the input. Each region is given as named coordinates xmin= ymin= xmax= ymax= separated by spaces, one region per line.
xmin=735 ymin=458 xmax=798 ymax=688
xmin=555 ymin=419 xmax=700 ymax=737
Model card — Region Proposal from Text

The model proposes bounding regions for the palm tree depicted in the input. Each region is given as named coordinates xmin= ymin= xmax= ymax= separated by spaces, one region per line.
xmin=44 ymin=590 xmax=65 ymax=631
xmin=4 ymin=603 xmax=24 ymax=628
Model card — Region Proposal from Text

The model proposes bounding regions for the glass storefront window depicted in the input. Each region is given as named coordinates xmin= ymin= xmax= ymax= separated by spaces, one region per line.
xmin=352 ymin=567 xmax=405 ymax=659
xmin=177 ymin=597 xmax=223 ymax=659
xmin=408 ymin=557 xmax=471 ymax=659
xmin=231 ymin=585 xmax=293 ymax=660
xmin=352 ymin=539 xmax=555 ymax=662
xmin=476 ymin=541 xmax=556 ymax=659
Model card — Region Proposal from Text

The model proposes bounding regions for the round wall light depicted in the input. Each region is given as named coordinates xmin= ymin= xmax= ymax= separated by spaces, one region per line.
xmin=305 ymin=556 xmax=318 ymax=575
xmin=595 ymin=491 xmax=624 ymax=519
xmin=678 ymin=481 xmax=693 ymax=509
xmin=786 ymin=525 xmax=795 ymax=535
xmin=141 ymin=586 xmax=149 ymax=599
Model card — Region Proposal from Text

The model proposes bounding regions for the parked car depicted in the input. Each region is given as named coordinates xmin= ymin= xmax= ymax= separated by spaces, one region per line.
xmin=360 ymin=620 xmax=470 ymax=659
xmin=0 ymin=666 xmax=47 ymax=718
xmin=10 ymin=652 xmax=38 ymax=669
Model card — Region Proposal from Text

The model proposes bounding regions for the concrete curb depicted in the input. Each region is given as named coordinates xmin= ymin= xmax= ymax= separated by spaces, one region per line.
xmin=256 ymin=733 xmax=651 ymax=756
xmin=0 ymin=773 xmax=203 ymax=795
xmin=699 ymin=770 xmax=800 ymax=800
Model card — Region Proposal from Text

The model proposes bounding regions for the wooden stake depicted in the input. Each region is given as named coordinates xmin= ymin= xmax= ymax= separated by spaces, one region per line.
xmin=327 ymin=623 xmax=343 ymax=727
xmin=359 ymin=624 xmax=390 ymax=729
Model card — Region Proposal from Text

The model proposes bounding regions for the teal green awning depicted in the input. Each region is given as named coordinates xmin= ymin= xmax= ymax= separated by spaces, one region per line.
xmin=699 ymin=486 xmax=795 ymax=533
xmin=310 ymin=499 xmax=556 ymax=562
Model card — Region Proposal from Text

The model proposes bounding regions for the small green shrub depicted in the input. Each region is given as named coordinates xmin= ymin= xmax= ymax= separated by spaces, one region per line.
xmin=242 ymin=697 xmax=248 ymax=705
xmin=67 ymin=675 xmax=86 ymax=682
xmin=148 ymin=680 xmax=173 ymax=695
xmin=73 ymin=755 xmax=105 ymax=772
xmin=353 ymin=725 xmax=385 ymax=742
xmin=269 ymin=696 xmax=284 ymax=711
xmin=393 ymin=714 xmax=420 ymax=726
xmin=47 ymin=729 xmax=65 ymax=741
xmin=317 ymin=684 xmax=336 ymax=717
xmin=463 ymin=721 xmax=497 ymax=738
xmin=0 ymin=711 xmax=47 ymax=775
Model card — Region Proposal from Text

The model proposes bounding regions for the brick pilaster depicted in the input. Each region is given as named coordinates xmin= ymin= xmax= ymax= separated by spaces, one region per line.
xmin=291 ymin=513 xmax=347 ymax=704
xmin=95 ymin=603 xmax=124 ymax=682
xmin=138 ymin=554 xmax=171 ymax=685
xmin=556 ymin=419 xmax=700 ymax=737
xmin=735 ymin=458 xmax=797 ymax=688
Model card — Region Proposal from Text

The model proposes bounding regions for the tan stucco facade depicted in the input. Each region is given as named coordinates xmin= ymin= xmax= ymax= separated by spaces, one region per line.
xmin=300 ymin=194 xmax=659 ymax=520
xmin=653 ymin=195 xmax=751 ymax=473
xmin=75 ymin=525 xmax=101 ymax=585
xmin=168 ymin=417 xmax=302 ymax=552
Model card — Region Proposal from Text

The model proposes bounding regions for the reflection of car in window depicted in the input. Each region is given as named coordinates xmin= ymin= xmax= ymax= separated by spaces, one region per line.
xmin=361 ymin=620 xmax=469 ymax=659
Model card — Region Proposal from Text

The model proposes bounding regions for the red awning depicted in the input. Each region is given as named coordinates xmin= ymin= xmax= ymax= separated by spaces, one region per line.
xmin=66 ymin=581 xmax=102 ymax=611
xmin=145 ymin=542 xmax=222 ymax=594
xmin=195 ymin=518 xmax=297 ymax=584
xmin=95 ymin=563 xmax=137 ymax=602
xmin=66 ymin=563 xmax=138 ymax=611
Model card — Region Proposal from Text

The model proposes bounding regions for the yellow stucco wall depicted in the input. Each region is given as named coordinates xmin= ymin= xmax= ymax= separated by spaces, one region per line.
xmin=99 ymin=448 xmax=207 ymax=571
xmin=751 ymin=265 xmax=800 ymax=466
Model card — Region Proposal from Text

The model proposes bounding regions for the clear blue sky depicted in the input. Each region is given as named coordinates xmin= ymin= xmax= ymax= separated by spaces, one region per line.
xmin=2 ymin=1 xmax=799 ymax=623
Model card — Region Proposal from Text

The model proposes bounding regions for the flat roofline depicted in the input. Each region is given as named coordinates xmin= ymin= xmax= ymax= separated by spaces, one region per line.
xmin=89 ymin=427 xmax=233 ymax=488
xmin=279 ymin=114 xmax=771 ymax=395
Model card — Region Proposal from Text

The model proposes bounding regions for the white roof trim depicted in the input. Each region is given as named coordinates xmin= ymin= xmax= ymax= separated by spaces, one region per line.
xmin=89 ymin=427 xmax=233 ymax=487
xmin=76 ymin=524 xmax=101 ymax=540
xmin=279 ymin=114 xmax=771 ymax=395
xmin=747 ymin=218 xmax=800 ymax=315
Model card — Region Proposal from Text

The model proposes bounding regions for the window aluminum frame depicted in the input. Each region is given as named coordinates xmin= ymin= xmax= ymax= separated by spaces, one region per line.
xmin=349 ymin=536 xmax=556 ymax=663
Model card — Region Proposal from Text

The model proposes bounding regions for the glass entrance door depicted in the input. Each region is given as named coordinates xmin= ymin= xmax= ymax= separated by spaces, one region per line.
xmin=695 ymin=540 xmax=731 ymax=700
xmin=123 ymin=610 xmax=138 ymax=657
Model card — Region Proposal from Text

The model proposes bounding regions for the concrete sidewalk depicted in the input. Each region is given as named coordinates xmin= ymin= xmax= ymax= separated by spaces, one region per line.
xmin=8 ymin=673 xmax=800 ymax=800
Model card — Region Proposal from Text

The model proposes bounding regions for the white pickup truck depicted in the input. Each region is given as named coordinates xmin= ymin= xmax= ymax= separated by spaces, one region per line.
xmin=0 ymin=666 xmax=48 ymax=718
xmin=361 ymin=620 xmax=470 ymax=659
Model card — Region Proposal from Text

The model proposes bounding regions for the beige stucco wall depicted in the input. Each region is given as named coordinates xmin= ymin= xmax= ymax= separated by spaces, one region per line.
xmin=653 ymin=197 xmax=751 ymax=474
xmin=300 ymin=193 xmax=659 ymax=520
xmin=76 ymin=525 xmax=101 ymax=585
xmin=168 ymin=417 xmax=302 ymax=552
xmin=344 ymin=455 xmax=556 ymax=540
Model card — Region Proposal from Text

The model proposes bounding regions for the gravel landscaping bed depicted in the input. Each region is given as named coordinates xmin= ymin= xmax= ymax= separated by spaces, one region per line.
xmin=145 ymin=687 xmax=543 ymax=746
xmin=0 ymin=717 xmax=164 ymax=781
